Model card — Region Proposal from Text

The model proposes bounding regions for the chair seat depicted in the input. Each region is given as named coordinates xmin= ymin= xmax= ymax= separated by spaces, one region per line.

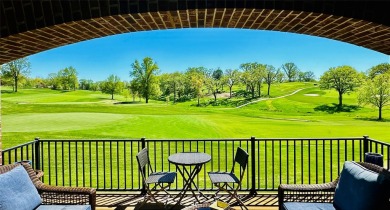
xmin=283 ymin=202 xmax=334 ymax=210
xmin=208 ymin=172 xmax=239 ymax=183
xmin=146 ymin=172 xmax=176 ymax=184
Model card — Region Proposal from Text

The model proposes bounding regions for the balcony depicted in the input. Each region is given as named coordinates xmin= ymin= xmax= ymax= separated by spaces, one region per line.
xmin=2 ymin=136 xmax=389 ymax=209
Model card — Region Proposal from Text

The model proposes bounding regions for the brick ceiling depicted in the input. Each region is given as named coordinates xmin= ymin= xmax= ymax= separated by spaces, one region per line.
xmin=1 ymin=0 xmax=389 ymax=64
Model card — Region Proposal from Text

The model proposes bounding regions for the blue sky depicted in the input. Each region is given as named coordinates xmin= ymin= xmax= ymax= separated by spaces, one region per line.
xmin=29 ymin=28 xmax=389 ymax=82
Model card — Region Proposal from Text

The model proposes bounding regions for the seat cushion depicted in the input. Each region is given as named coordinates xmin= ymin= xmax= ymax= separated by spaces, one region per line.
xmin=333 ymin=161 xmax=390 ymax=210
xmin=208 ymin=172 xmax=239 ymax=183
xmin=0 ymin=165 xmax=42 ymax=210
xmin=146 ymin=172 xmax=176 ymax=184
xmin=283 ymin=202 xmax=334 ymax=210
xmin=36 ymin=205 xmax=91 ymax=210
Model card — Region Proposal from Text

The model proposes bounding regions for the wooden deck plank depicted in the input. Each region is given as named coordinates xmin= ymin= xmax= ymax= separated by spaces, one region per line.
xmin=96 ymin=192 xmax=278 ymax=210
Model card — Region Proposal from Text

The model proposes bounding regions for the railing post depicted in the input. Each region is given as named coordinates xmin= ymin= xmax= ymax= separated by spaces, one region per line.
xmin=34 ymin=137 xmax=40 ymax=170
xmin=140 ymin=137 xmax=146 ymax=195
xmin=363 ymin=135 xmax=369 ymax=160
xmin=250 ymin=136 xmax=257 ymax=195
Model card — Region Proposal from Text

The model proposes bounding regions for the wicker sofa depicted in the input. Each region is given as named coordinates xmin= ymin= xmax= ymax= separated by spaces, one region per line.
xmin=0 ymin=162 xmax=96 ymax=210
xmin=278 ymin=161 xmax=390 ymax=210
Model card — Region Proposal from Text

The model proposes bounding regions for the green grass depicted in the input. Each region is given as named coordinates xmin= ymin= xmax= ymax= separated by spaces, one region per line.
xmin=2 ymin=83 xmax=390 ymax=148
xmin=1 ymin=84 xmax=389 ymax=189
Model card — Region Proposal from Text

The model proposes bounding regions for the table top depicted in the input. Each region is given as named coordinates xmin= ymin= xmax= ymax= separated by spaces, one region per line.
xmin=168 ymin=152 xmax=211 ymax=166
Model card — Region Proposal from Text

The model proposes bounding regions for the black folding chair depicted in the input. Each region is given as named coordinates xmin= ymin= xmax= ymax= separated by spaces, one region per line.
xmin=208 ymin=147 xmax=249 ymax=209
xmin=136 ymin=148 xmax=176 ymax=206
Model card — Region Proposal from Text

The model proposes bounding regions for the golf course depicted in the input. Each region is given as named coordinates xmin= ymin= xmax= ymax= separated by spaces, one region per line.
xmin=2 ymin=81 xmax=389 ymax=149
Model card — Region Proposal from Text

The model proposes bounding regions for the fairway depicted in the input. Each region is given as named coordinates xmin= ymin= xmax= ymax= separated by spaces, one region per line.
xmin=1 ymin=83 xmax=390 ymax=148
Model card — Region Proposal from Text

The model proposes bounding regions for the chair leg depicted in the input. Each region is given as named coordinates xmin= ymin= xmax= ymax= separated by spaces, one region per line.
xmin=213 ymin=183 xmax=248 ymax=210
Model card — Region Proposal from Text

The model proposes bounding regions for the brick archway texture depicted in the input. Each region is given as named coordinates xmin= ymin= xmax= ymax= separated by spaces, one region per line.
xmin=1 ymin=0 xmax=390 ymax=65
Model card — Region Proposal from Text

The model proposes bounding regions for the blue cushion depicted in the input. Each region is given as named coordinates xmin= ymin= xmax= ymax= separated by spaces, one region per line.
xmin=283 ymin=202 xmax=335 ymax=210
xmin=36 ymin=205 xmax=91 ymax=210
xmin=0 ymin=165 xmax=42 ymax=210
xmin=333 ymin=161 xmax=390 ymax=210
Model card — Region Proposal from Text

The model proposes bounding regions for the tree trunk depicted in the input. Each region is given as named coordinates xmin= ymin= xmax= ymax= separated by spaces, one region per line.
xmin=173 ymin=84 xmax=176 ymax=103
xmin=197 ymin=97 xmax=200 ymax=106
xmin=379 ymin=106 xmax=382 ymax=120
xmin=111 ymin=93 xmax=114 ymax=100
xmin=145 ymin=96 xmax=149 ymax=103
xmin=213 ymin=92 xmax=217 ymax=102
xmin=14 ymin=76 xmax=18 ymax=92
xmin=251 ymin=87 xmax=255 ymax=98
xmin=338 ymin=92 xmax=343 ymax=107
xmin=267 ymin=84 xmax=271 ymax=96
xmin=257 ymin=83 xmax=261 ymax=97
xmin=229 ymin=86 xmax=232 ymax=98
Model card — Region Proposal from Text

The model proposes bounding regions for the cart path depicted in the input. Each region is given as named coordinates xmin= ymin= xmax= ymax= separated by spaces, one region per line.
xmin=236 ymin=88 xmax=306 ymax=108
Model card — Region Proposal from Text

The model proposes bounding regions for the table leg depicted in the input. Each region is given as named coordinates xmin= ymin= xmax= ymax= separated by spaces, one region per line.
xmin=172 ymin=164 xmax=207 ymax=206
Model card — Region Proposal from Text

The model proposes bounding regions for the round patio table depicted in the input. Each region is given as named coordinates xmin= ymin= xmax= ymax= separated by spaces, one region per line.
xmin=168 ymin=152 xmax=211 ymax=206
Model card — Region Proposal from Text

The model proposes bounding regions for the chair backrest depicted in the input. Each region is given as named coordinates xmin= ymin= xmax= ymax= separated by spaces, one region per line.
xmin=136 ymin=148 xmax=152 ymax=175
xmin=234 ymin=147 xmax=249 ymax=171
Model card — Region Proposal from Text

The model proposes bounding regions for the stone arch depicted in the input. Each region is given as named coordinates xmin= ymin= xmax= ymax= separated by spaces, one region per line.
xmin=1 ymin=0 xmax=389 ymax=64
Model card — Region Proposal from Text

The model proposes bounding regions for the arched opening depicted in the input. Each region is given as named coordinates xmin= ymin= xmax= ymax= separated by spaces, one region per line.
xmin=1 ymin=2 xmax=389 ymax=206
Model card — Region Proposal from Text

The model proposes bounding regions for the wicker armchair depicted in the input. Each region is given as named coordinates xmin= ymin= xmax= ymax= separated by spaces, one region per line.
xmin=0 ymin=163 xmax=96 ymax=210
xmin=277 ymin=162 xmax=386 ymax=210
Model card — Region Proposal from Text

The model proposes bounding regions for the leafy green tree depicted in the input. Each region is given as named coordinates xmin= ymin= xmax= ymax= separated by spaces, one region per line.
xmin=186 ymin=67 xmax=207 ymax=106
xmin=129 ymin=79 xmax=141 ymax=102
xmin=79 ymin=79 xmax=95 ymax=90
xmin=358 ymin=74 xmax=390 ymax=120
xmin=0 ymin=57 xmax=31 ymax=92
xmin=367 ymin=63 xmax=390 ymax=79
xmin=47 ymin=73 xmax=61 ymax=90
xmin=130 ymin=57 xmax=160 ymax=103
xmin=297 ymin=71 xmax=305 ymax=82
xmin=264 ymin=65 xmax=279 ymax=96
xmin=281 ymin=62 xmax=299 ymax=82
xmin=59 ymin=66 xmax=78 ymax=90
xmin=303 ymin=71 xmax=316 ymax=82
xmin=240 ymin=62 xmax=265 ymax=98
xmin=101 ymin=74 xmax=124 ymax=99
xmin=158 ymin=71 xmax=184 ymax=103
xmin=224 ymin=69 xmax=240 ymax=98
xmin=320 ymin=65 xmax=362 ymax=107
xmin=205 ymin=68 xmax=223 ymax=103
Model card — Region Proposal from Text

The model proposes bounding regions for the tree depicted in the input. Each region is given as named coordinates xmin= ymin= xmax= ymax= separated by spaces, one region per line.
xmin=59 ymin=66 xmax=78 ymax=90
xmin=186 ymin=67 xmax=207 ymax=106
xmin=358 ymin=73 xmax=390 ymax=120
xmin=240 ymin=62 xmax=265 ymax=98
xmin=130 ymin=57 xmax=160 ymax=103
xmin=205 ymin=68 xmax=223 ymax=103
xmin=319 ymin=65 xmax=362 ymax=107
xmin=0 ymin=57 xmax=31 ymax=92
xmin=79 ymin=79 xmax=95 ymax=90
xmin=129 ymin=79 xmax=141 ymax=102
xmin=264 ymin=65 xmax=279 ymax=96
xmin=158 ymin=71 xmax=184 ymax=103
xmin=47 ymin=73 xmax=61 ymax=90
xmin=101 ymin=74 xmax=123 ymax=99
xmin=224 ymin=69 xmax=240 ymax=98
xmin=303 ymin=71 xmax=316 ymax=82
xmin=367 ymin=63 xmax=390 ymax=79
xmin=281 ymin=62 xmax=299 ymax=82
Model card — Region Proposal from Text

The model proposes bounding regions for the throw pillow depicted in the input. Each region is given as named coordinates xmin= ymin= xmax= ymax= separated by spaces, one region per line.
xmin=0 ymin=165 xmax=42 ymax=210
xmin=333 ymin=161 xmax=390 ymax=210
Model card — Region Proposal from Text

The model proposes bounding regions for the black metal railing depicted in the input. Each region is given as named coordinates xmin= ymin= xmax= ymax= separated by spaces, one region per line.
xmin=2 ymin=136 xmax=389 ymax=193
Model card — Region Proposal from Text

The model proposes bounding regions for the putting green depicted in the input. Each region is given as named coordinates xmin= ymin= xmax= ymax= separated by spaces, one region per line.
xmin=2 ymin=112 xmax=127 ymax=132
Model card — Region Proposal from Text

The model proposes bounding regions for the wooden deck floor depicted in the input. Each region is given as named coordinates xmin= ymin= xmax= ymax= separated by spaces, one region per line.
xmin=96 ymin=192 xmax=278 ymax=210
